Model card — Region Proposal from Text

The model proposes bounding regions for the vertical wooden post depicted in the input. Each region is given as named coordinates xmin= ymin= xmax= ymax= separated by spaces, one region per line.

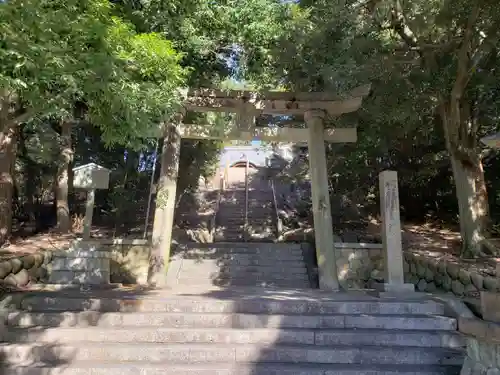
xmin=379 ymin=170 xmax=414 ymax=293
xmin=304 ymin=110 xmax=339 ymax=291
xmin=149 ymin=112 xmax=184 ymax=287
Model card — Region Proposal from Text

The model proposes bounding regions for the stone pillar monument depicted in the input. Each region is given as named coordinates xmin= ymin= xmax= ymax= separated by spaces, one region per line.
xmin=379 ymin=170 xmax=414 ymax=293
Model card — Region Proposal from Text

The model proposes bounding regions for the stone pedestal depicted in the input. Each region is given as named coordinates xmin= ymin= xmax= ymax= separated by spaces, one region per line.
xmin=379 ymin=171 xmax=414 ymax=294
xmin=49 ymin=240 xmax=110 ymax=285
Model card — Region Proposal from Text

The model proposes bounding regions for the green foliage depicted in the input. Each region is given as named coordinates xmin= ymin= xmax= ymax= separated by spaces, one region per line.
xmin=114 ymin=0 xmax=290 ymax=87
xmin=269 ymin=0 xmax=500 ymax=226
xmin=0 ymin=0 xmax=113 ymax=116
xmin=0 ymin=0 xmax=187 ymax=146
xmin=177 ymin=139 xmax=222 ymax=195
xmin=89 ymin=20 xmax=188 ymax=145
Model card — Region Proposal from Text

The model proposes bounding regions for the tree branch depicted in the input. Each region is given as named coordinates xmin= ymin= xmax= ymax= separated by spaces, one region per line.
xmin=451 ymin=2 xmax=481 ymax=101
xmin=390 ymin=0 xmax=419 ymax=49
xmin=6 ymin=109 xmax=35 ymax=128
xmin=469 ymin=23 xmax=500 ymax=76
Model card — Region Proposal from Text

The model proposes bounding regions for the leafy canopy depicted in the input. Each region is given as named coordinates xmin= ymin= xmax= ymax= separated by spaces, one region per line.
xmin=0 ymin=0 xmax=187 ymax=146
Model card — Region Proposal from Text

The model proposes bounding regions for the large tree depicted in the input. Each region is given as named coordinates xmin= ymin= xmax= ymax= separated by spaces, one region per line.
xmin=272 ymin=0 xmax=500 ymax=256
xmin=0 ymin=0 xmax=186 ymax=240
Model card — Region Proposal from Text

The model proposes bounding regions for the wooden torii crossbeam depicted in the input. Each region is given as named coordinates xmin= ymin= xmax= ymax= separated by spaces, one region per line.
xmin=151 ymin=85 xmax=371 ymax=291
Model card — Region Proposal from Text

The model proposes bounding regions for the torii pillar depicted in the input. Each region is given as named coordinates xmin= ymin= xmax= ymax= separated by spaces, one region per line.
xmin=305 ymin=110 xmax=339 ymax=291
xmin=150 ymin=111 xmax=185 ymax=287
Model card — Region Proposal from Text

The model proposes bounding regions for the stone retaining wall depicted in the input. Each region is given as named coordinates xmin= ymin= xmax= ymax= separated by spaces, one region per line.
xmin=0 ymin=251 xmax=52 ymax=288
xmin=109 ymin=240 xmax=151 ymax=284
xmin=403 ymin=252 xmax=494 ymax=296
xmin=48 ymin=239 xmax=152 ymax=285
xmin=334 ymin=243 xmax=384 ymax=289
xmin=459 ymin=293 xmax=500 ymax=375
xmin=461 ymin=336 xmax=500 ymax=375
xmin=50 ymin=244 xmax=111 ymax=285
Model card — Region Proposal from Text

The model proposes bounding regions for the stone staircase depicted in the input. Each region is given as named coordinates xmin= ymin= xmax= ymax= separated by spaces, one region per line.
xmin=215 ymin=187 xmax=276 ymax=242
xmin=215 ymin=189 xmax=247 ymax=242
xmin=247 ymin=188 xmax=277 ymax=241
xmin=167 ymin=243 xmax=311 ymax=289
xmin=1 ymin=286 xmax=464 ymax=374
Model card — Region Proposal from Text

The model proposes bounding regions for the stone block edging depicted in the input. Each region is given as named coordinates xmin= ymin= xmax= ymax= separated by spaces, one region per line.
xmin=403 ymin=251 xmax=495 ymax=297
xmin=0 ymin=251 xmax=52 ymax=288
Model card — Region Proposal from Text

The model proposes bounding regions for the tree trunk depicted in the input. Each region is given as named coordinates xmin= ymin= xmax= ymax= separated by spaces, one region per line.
xmin=448 ymin=154 xmax=488 ymax=257
xmin=0 ymin=124 xmax=17 ymax=245
xmin=55 ymin=121 xmax=73 ymax=233
xmin=441 ymin=106 xmax=489 ymax=258
xmin=18 ymin=124 xmax=37 ymax=226
xmin=149 ymin=122 xmax=182 ymax=287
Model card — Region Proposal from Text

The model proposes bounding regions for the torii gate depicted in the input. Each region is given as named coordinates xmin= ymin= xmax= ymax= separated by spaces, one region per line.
xmin=150 ymin=85 xmax=371 ymax=291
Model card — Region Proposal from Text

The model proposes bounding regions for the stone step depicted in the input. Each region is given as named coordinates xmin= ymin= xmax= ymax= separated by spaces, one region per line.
xmin=247 ymin=231 xmax=276 ymax=236
xmin=176 ymin=271 xmax=309 ymax=282
xmin=8 ymin=312 xmax=458 ymax=331
xmin=4 ymin=361 xmax=461 ymax=375
xmin=217 ymin=219 xmax=273 ymax=223
xmin=219 ymin=209 xmax=271 ymax=214
xmin=177 ymin=253 xmax=305 ymax=263
xmin=215 ymin=230 xmax=244 ymax=236
xmin=4 ymin=327 xmax=464 ymax=348
xmin=180 ymin=259 xmax=307 ymax=268
xmin=217 ymin=211 xmax=245 ymax=214
xmin=17 ymin=295 xmax=446 ymax=315
xmin=219 ymin=219 xmax=273 ymax=224
xmin=180 ymin=243 xmax=303 ymax=250
xmin=214 ymin=237 xmax=245 ymax=242
xmin=221 ymin=195 xmax=273 ymax=199
xmin=174 ymin=278 xmax=311 ymax=289
xmin=197 ymin=264 xmax=308 ymax=274
xmin=215 ymin=231 xmax=245 ymax=235
xmin=0 ymin=342 xmax=463 ymax=366
xmin=177 ymin=247 xmax=304 ymax=257
xmin=178 ymin=263 xmax=308 ymax=276
xmin=214 ymin=237 xmax=248 ymax=241
xmin=245 ymin=238 xmax=279 ymax=243
xmin=218 ymin=216 xmax=271 ymax=222
xmin=7 ymin=362 xmax=462 ymax=375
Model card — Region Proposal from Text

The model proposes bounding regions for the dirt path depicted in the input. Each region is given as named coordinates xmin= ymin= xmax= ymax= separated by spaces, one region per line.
xmin=0 ymin=232 xmax=75 ymax=259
